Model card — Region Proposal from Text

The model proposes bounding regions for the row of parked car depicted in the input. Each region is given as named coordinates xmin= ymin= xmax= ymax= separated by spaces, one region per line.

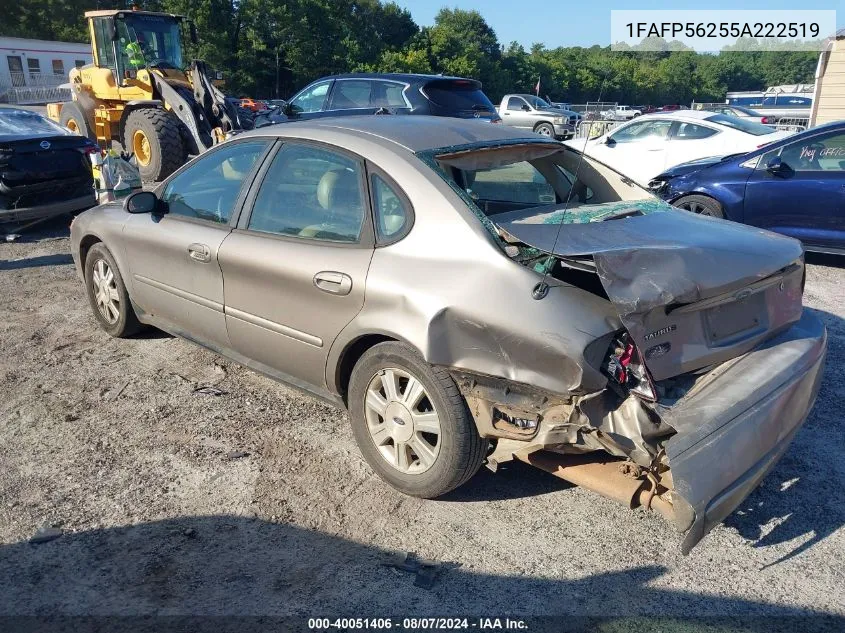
xmin=2 ymin=71 xmax=843 ymax=254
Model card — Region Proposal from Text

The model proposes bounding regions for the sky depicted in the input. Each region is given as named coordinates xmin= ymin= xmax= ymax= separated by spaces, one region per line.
xmin=393 ymin=0 xmax=844 ymax=49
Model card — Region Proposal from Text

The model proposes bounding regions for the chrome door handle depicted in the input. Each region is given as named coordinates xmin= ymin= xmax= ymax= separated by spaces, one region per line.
xmin=187 ymin=243 xmax=211 ymax=263
xmin=313 ymin=271 xmax=352 ymax=296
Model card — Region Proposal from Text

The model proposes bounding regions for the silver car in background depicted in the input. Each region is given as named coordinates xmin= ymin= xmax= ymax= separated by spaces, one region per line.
xmin=69 ymin=116 xmax=826 ymax=552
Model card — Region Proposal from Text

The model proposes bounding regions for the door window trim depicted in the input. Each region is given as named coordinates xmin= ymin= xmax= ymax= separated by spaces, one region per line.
xmin=235 ymin=138 xmax=376 ymax=249
xmin=154 ymin=137 xmax=276 ymax=230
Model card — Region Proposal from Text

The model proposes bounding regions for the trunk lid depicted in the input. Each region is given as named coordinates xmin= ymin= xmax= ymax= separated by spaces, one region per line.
xmin=496 ymin=205 xmax=805 ymax=381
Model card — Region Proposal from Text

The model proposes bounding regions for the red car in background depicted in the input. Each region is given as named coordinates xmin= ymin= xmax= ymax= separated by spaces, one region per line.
xmin=240 ymin=98 xmax=267 ymax=112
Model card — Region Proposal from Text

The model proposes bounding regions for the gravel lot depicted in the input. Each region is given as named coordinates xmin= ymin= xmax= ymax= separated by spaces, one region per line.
xmin=0 ymin=218 xmax=843 ymax=626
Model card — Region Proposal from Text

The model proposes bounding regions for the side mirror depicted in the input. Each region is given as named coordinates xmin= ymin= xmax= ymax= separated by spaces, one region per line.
xmin=189 ymin=22 xmax=198 ymax=45
xmin=124 ymin=190 xmax=159 ymax=214
xmin=766 ymin=156 xmax=787 ymax=176
xmin=521 ymin=104 xmax=531 ymax=112
xmin=603 ymin=136 xmax=616 ymax=146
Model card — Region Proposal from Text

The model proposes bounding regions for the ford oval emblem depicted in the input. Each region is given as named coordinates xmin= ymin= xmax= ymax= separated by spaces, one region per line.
xmin=40 ymin=140 xmax=51 ymax=149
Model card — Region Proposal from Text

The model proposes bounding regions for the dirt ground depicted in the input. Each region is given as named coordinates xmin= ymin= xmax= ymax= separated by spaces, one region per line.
xmin=0 ymin=218 xmax=843 ymax=627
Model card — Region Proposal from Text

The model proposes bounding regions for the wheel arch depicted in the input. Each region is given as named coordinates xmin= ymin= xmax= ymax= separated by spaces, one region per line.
xmin=78 ymin=233 xmax=104 ymax=271
xmin=331 ymin=332 xmax=425 ymax=406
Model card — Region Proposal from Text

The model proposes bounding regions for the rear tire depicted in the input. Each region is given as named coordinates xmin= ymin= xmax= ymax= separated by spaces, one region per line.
xmin=673 ymin=194 xmax=724 ymax=219
xmin=84 ymin=243 xmax=142 ymax=338
xmin=59 ymin=101 xmax=96 ymax=141
xmin=348 ymin=342 xmax=487 ymax=498
xmin=123 ymin=108 xmax=186 ymax=182
xmin=534 ymin=122 xmax=555 ymax=138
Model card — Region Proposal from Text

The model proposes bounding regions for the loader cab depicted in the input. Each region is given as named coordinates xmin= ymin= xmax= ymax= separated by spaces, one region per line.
xmin=86 ymin=10 xmax=188 ymax=89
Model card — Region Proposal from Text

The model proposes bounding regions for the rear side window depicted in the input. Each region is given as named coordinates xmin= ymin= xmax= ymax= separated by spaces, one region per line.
xmin=672 ymin=122 xmax=717 ymax=140
xmin=372 ymin=174 xmax=411 ymax=241
xmin=424 ymin=80 xmax=496 ymax=113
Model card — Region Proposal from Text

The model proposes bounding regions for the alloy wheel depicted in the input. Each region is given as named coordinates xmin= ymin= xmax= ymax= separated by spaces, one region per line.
xmin=364 ymin=368 xmax=441 ymax=474
xmin=91 ymin=259 xmax=120 ymax=324
xmin=680 ymin=200 xmax=716 ymax=216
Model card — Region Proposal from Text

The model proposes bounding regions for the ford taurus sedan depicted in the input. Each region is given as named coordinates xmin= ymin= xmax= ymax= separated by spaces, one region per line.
xmin=70 ymin=116 xmax=826 ymax=552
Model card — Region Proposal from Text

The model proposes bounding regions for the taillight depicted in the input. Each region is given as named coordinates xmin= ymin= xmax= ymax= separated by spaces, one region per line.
xmin=601 ymin=332 xmax=657 ymax=401
xmin=761 ymin=116 xmax=773 ymax=124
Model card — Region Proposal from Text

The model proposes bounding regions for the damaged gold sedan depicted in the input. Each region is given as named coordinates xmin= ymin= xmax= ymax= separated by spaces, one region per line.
xmin=70 ymin=116 xmax=826 ymax=552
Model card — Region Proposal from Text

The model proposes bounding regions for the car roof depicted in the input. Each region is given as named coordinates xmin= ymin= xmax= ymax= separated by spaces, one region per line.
xmin=637 ymin=110 xmax=714 ymax=122
xmin=309 ymin=72 xmax=478 ymax=85
xmin=241 ymin=115 xmax=554 ymax=153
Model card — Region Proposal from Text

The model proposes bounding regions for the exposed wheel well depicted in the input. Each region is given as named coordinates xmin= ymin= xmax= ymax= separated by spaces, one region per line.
xmin=335 ymin=334 xmax=397 ymax=405
xmin=78 ymin=235 xmax=102 ymax=270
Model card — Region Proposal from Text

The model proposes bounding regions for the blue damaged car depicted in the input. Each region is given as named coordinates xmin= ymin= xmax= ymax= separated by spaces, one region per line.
xmin=649 ymin=121 xmax=845 ymax=254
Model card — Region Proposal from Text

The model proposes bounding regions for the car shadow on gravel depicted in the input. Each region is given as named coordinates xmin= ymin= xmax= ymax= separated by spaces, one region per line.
xmin=0 ymin=516 xmax=841 ymax=630
xmin=0 ymin=253 xmax=73 ymax=270
xmin=440 ymin=459 xmax=574 ymax=502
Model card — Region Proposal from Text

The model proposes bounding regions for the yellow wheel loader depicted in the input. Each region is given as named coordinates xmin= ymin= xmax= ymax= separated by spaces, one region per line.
xmin=47 ymin=8 xmax=253 ymax=181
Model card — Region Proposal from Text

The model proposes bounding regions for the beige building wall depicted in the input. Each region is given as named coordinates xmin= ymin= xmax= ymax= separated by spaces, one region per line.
xmin=811 ymin=37 xmax=845 ymax=127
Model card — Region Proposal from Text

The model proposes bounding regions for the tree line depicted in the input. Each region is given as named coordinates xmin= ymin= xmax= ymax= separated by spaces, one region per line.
xmin=0 ymin=0 xmax=819 ymax=104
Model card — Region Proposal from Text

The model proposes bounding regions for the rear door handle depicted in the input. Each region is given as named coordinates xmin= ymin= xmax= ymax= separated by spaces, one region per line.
xmin=313 ymin=271 xmax=352 ymax=296
xmin=187 ymin=243 xmax=211 ymax=263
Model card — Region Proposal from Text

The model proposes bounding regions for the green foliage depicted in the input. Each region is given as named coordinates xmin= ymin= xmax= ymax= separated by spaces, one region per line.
xmin=0 ymin=0 xmax=818 ymax=103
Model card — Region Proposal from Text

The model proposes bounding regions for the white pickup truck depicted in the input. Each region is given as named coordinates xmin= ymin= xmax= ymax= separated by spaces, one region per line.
xmin=601 ymin=105 xmax=642 ymax=121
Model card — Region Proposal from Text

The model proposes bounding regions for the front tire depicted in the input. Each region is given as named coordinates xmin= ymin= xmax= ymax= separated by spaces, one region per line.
xmin=348 ymin=342 xmax=487 ymax=498
xmin=123 ymin=108 xmax=187 ymax=182
xmin=84 ymin=243 xmax=142 ymax=338
xmin=673 ymin=194 xmax=724 ymax=219
xmin=60 ymin=101 xmax=96 ymax=141
xmin=534 ymin=122 xmax=555 ymax=138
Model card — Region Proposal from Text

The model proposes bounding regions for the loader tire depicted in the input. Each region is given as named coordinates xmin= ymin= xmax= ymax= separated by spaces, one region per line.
xmin=123 ymin=108 xmax=186 ymax=182
xmin=60 ymin=101 xmax=96 ymax=141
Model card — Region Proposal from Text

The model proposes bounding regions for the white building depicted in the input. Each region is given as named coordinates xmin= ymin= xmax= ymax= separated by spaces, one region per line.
xmin=810 ymin=29 xmax=845 ymax=127
xmin=0 ymin=36 xmax=92 ymax=103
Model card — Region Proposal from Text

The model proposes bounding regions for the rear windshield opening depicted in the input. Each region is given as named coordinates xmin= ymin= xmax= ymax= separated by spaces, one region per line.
xmin=436 ymin=146 xmax=656 ymax=218
xmin=423 ymin=80 xmax=497 ymax=113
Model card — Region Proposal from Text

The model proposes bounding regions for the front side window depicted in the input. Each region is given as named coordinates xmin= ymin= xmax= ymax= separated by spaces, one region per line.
xmin=771 ymin=132 xmax=845 ymax=172
xmin=672 ymin=122 xmax=718 ymax=140
xmin=248 ymin=144 xmax=365 ymax=242
xmin=610 ymin=120 xmax=671 ymax=143
xmin=290 ymin=81 xmax=332 ymax=114
xmin=507 ymin=97 xmax=526 ymax=111
xmin=162 ymin=141 xmax=268 ymax=224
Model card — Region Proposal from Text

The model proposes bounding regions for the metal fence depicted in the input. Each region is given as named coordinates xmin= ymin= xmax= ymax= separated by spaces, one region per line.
xmin=773 ymin=117 xmax=809 ymax=133
xmin=573 ymin=119 xmax=623 ymax=140
xmin=0 ymin=71 xmax=70 ymax=104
